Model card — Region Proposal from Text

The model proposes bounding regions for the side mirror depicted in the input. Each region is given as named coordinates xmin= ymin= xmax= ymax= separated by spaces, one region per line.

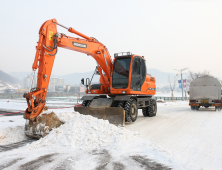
xmin=81 ymin=78 xmax=84 ymax=85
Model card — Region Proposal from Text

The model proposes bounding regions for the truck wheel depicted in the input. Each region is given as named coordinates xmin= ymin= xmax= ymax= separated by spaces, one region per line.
xmin=215 ymin=107 xmax=221 ymax=111
xmin=195 ymin=106 xmax=199 ymax=110
xmin=124 ymin=99 xmax=138 ymax=122
xmin=191 ymin=106 xmax=195 ymax=110
xmin=142 ymin=99 xmax=157 ymax=117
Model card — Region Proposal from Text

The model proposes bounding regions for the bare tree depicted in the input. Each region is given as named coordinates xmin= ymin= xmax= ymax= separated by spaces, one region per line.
xmin=168 ymin=75 xmax=177 ymax=101
xmin=186 ymin=70 xmax=211 ymax=87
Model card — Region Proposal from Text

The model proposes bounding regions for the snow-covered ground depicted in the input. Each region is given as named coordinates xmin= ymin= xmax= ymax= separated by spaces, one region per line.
xmin=155 ymin=92 xmax=189 ymax=97
xmin=0 ymin=100 xmax=222 ymax=169
xmin=0 ymin=99 xmax=75 ymax=112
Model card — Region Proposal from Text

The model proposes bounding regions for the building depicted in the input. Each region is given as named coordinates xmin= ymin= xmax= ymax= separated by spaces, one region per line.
xmin=57 ymin=78 xmax=64 ymax=86
xmin=23 ymin=75 xmax=64 ymax=92
xmin=48 ymin=78 xmax=58 ymax=91
xmin=23 ymin=74 xmax=37 ymax=89
xmin=80 ymin=86 xmax=85 ymax=93
xmin=55 ymin=85 xmax=66 ymax=92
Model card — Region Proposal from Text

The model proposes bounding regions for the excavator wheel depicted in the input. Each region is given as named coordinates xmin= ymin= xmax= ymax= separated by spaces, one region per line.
xmin=81 ymin=100 xmax=92 ymax=107
xmin=142 ymin=99 xmax=157 ymax=117
xmin=82 ymin=100 xmax=88 ymax=106
xmin=86 ymin=100 xmax=92 ymax=107
xmin=117 ymin=101 xmax=125 ymax=108
xmin=124 ymin=98 xmax=138 ymax=122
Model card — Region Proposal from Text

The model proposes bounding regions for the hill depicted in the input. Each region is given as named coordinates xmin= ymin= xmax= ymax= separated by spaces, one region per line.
xmin=9 ymin=71 xmax=31 ymax=81
xmin=147 ymin=68 xmax=175 ymax=86
xmin=0 ymin=70 xmax=22 ymax=85
xmin=10 ymin=68 xmax=176 ymax=86
xmin=59 ymin=71 xmax=100 ymax=85
xmin=58 ymin=68 xmax=176 ymax=86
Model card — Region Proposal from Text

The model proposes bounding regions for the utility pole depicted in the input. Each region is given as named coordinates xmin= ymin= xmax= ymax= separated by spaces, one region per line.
xmin=174 ymin=68 xmax=188 ymax=101
xmin=181 ymin=71 xmax=183 ymax=101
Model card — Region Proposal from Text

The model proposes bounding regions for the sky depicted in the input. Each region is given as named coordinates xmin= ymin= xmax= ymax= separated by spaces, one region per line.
xmin=0 ymin=0 xmax=222 ymax=78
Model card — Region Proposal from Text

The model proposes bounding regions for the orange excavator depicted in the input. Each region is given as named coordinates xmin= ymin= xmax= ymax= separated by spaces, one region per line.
xmin=24 ymin=19 xmax=157 ymax=139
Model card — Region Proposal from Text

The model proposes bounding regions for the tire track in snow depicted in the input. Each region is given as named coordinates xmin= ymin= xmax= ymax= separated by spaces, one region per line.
xmin=0 ymin=139 xmax=36 ymax=152
xmin=19 ymin=153 xmax=57 ymax=170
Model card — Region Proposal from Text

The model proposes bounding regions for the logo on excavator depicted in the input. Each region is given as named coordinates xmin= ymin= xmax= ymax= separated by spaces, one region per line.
xmin=72 ymin=41 xmax=87 ymax=48
xmin=49 ymin=31 xmax=53 ymax=41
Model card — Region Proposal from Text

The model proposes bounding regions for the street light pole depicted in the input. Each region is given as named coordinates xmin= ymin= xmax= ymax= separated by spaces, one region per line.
xmin=181 ymin=71 xmax=184 ymax=101
xmin=174 ymin=67 xmax=188 ymax=101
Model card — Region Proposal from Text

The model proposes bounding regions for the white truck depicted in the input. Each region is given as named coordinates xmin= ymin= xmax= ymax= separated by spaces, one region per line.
xmin=189 ymin=76 xmax=221 ymax=110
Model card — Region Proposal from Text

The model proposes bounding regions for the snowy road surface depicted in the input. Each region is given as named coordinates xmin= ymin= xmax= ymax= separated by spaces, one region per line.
xmin=127 ymin=102 xmax=222 ymax=170
xmin=0 ymin=100 xmax=222 ymax=169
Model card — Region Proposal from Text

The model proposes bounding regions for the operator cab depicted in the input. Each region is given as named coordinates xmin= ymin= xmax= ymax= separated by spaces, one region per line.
xmin=81 ymin=52 xmax=147 ymax=94
xmin=112 ymin=52 xmax=146 ymax=91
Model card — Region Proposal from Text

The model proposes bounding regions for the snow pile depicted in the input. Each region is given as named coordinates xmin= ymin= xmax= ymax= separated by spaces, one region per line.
xmin=28 ymin=112 xmax=140 ymax=150
xmin=0 ymin=126 xmax=27 ymax=145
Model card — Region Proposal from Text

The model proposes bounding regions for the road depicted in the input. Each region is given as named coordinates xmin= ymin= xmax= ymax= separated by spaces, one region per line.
xmin=126 ymin=102 xmax=222 ymax=170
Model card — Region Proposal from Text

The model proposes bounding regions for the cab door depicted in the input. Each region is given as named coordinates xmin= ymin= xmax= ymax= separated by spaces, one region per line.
xmin=131 ymin=57 xmax=146 ymax=91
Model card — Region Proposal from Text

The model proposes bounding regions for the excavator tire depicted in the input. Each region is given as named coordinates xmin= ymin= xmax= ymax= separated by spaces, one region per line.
xmin=142 ymin=99 xmax=157 ymax=117
xmin=82 ymin=100 xmax=88 ymax=106
xmin=86 ymin=100 xmax=92 ymax=107
xmin=117 ymin=101 xmax=125 ymax=108
xmin=124 ymin=99 xmax=138 ymax=122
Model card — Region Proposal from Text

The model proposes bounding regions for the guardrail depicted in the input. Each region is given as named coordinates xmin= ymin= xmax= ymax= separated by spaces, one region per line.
xmin=0 ymin=93 xmax=189 ymax=101
xmin=0 ymin=93 xmax=83 ymax=100
xmin=154 ymin=96 xmax=189 ymax=101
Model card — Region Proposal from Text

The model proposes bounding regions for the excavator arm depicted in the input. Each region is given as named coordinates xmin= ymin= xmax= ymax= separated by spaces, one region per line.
xmin=24 ymin=19 xmax=113 ymax=122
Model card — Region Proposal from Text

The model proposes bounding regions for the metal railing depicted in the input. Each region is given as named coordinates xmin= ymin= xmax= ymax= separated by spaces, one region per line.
xmin=154 ymin=96 xmax=189 ymax=101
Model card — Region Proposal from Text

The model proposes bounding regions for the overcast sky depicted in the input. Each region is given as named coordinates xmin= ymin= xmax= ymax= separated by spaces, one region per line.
xmin=0 ymin=0 xmax=222 ymax=78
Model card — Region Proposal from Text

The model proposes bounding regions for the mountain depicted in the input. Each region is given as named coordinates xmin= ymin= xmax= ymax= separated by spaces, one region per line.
xmin=9 ymin=68 xmax=177 ymax=87
xmin=0 ymin=70 xmax=22 ymax=85
xmin=9 ymin=71 xmax=57 ymax=82
xmin=59 ymin=68 xmax=176 ymax=86
xmin=58 ymin=71 xmax=100 ymax=85
xmin=147 ymin=68 xmax=175 ymax=86
xmin=9 ymin=71 xmax=31 ymax=81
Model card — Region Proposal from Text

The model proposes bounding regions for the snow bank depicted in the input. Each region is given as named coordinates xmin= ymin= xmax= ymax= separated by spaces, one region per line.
xmin=28 ymin=111 xmax=140 ymax=150
xmin=0 ymin=126 xmax=27 ymax=145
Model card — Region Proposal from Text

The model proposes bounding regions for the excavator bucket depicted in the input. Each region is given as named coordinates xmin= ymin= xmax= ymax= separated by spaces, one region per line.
xmin=25 ymin=111 xmax=62 ymax=139
xmin=74 ymin=107 xmax=125 ymax=126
